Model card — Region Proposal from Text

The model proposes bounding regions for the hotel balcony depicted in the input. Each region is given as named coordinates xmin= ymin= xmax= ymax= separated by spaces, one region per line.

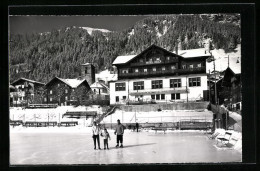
xmin=130 ymin=59 xmax=179 ymax=66
xmin=118 ymin=67 xmax=206 ymax=79
xmin=129 ymin=87 xmax=189 ymax=96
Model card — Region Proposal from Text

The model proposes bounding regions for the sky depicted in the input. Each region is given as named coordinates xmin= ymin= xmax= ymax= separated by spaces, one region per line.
xmin=9 ymin=15 xmax=150 ymax=35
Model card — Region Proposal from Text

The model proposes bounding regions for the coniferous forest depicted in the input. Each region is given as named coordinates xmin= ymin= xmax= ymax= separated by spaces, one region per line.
xmin=9 ymin=14 xmax=240 ymax=83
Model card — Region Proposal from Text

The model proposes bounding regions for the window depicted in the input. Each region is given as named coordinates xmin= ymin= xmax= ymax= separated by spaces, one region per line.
xmin=65 ymin=89 xmax=68 ymax=93
xmin=85 ymin=68 xmax=88 ymax=74
xmin=58 ymin=84 xmax=60 ymax=87
xmin=167 ymin=56 xmax=170 ymax=60
xmin=197 ymin=63 xmax=201 ymax=68
xmin=151 ymin=95 xmax=155 ymax=100
xmin=65 ymin=96 xmax=68 ymax=100
xmin=189 ymin=64 xmax=193 ymax=68
xmin=44 ymin=98 xmax=47 ymax=102
xmin=115 ymin=83 xmax=126 ymax=91
xmin=152 ymin=67 xmax=156 ymax=72
xmin=156 ymin=57 xmax=160 ymax=61
xmin=144 ymin=68 xmax=147 ymax=72
xmin=50 ymin=97 xmax=53 ymax=102
xmin=50 ymin=90 xmax=52 ymax=94
xmin=161 ymin=94 xmax=165 ymax=100
xmin=139 ymin=59 xmax=143 ymax=63
xmin=156 ymin=94 xmax=160 ymax=100
xmin=133 ymin=81 xmax=144 ymax=90
xmin=122 ymin=69 xmax=128 ymax=73
xmin=162 ymin=67 xmax=166 ymax=71
xmin=189 ymin=77 xmax=201 ymax=87
xmin=182 ymin=65 xmax=186 ymax=69
xmin=170 ymin=79 xmax=182 ymax=88
xmin=135 ymin=68 xmax=139 ymax=73
xmin=171 ymin=93 xmax=180 ymax=100
xmin=116 ymin=96 xmax=119 ymax=102
xmin=123 ymin=96 xmax=126 ymax=100
xmin=72 ymin=89 xmax=75 ymax=92
xmin=171 ymin=65 xmax=176 ymax=70
xmin=152 ymin=80 xmax=163 ymax=89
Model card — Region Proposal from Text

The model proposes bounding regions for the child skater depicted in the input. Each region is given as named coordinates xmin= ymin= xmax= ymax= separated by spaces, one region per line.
xmin=100 ymin=128 xmax=111 ymax=150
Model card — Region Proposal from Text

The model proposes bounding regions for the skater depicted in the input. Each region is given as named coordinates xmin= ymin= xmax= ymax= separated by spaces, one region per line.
xmin=114 ymin=119 xmax=124 ymax=148
xmin=92 ymin=121 xmax=101 ymax=150
xmin=136 ymin=122 xmax=139 ymax=132
xmin=100 ymin=128 xmax=111 ymax=150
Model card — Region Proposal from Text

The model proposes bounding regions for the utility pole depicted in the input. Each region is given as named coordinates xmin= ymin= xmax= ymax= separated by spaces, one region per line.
xmin=228 ymin=55 xmax=229 ymax=68
xmin=186 ymin=76 xmax=188 ymax=103
xmin=213 ymin=55 xmax=217 ymax=105
xmin=208 ymin=69 xmax=211 ymax=103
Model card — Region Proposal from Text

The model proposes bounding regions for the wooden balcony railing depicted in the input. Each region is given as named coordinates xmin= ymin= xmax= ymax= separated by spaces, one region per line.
xmin=119 ymin=67 xmax=206 ymax=78
xmin=130 ymin=59 xmax=179 ymax=66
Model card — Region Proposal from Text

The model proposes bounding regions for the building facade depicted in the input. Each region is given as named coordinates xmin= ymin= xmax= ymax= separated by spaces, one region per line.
xmin=221 ymin=67 xmax=242 ymax=110
xmin=10 ymin=78 xmax=45 ymax=106
xmin=44 ymin=77 xmax=91 ymax=106
xmin=110 ymin=44 xmax=210 ymax=105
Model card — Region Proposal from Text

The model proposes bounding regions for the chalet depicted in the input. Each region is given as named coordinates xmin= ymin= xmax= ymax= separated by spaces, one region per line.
xmin=10 ymin=78 xmax=45 ymax=106
xmin=221 ymin=67 xmax=242 ymax=110
xmin=109 ymin=44 xmax=210 ymax=104
xmin=44 ymin=77 xmax=91 ymax=106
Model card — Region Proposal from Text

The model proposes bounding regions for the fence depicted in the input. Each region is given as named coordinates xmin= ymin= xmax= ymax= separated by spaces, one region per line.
xmin=116 ymin=102 xmax=209 ymax=112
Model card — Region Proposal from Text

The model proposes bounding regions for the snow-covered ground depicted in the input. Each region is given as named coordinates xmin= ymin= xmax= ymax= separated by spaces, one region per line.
xmin=10 ymin=130 xmax=241 ymax=164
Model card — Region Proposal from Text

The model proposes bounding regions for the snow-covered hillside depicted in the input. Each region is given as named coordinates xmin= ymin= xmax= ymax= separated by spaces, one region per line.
xmin=207 ymin=44 xmax=241 ymax=74
xmin=95 ymin=69 xmax=118 ymax=84
xmin=79 ymin=27 xmax=111 ymax=35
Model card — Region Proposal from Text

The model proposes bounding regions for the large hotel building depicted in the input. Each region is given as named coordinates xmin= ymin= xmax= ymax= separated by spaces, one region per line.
xmin=109 ymin=44 xmax=210 ymax=105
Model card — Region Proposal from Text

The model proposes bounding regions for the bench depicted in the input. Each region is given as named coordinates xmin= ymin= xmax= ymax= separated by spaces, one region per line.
xmin=59 ymin=121 xmax=78 ymax=127
xmin=10 ymin=120 xmax=23 ymax=126
xmin=24 ymin=121 xmax=57 ymax=127
xmin=152 ymin=127 xmax=167 ymax=133
xmin=216 ymin=132 xmax=232 ymax=146
xmin=179 ymin=121 xmax=210 ymax=130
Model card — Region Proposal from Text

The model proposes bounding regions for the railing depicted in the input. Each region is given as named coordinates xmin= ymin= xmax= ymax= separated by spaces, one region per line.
xmin=119 ymin=67 xmax=206 ymax=78
xmin=130 ymin=59 xmax=178 ymax=66
xmin=129 ymin=87 xmax=189 ymax=95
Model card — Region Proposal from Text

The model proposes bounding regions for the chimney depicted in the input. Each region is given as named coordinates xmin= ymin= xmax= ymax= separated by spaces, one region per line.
xmin=175 ymin=44 xmax=178 ymax=55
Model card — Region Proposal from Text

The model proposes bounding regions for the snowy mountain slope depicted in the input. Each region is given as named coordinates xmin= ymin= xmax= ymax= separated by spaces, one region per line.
xmin=79 ymin=27 xmax=111 ymax=35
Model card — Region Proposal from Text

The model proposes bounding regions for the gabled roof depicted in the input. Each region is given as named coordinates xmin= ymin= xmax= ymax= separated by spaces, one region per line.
xmin=112 ymin=55 xmax=136 ymax=65
xmin=112 ymin=44 xmax=208 ymax=65
xmin=11 ymin=77 xmax=45 ymax=86
xmin=173 ymin=48 xmax=211 ymax=58
xmin=45 ymin=77 xmax=88 ymax=88
xmin=90 ymin=81 xmax=110 ymax=91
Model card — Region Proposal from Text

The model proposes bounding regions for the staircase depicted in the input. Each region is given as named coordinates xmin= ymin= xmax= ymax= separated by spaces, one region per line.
xmin=96 ymin=106 xmax=117 ymax=124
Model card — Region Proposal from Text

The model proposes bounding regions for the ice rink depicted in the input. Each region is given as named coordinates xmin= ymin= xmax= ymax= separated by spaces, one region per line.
xmin=10 ymin=129 xmax=241 ymax=165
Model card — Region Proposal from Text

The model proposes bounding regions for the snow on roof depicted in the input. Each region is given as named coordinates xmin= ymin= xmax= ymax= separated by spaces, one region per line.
xmin=90 ymin=82 xmax=103 ymax=88
xmin=173 ymin=48 xmax=211 ymax=58
xmin=90 ymin=81 xmax=110 ymax=91
xmin=11 ymin=77 xmax=45 ymax=85
xmin=81 ymin=63 xmax=91 ymax=66
xmin=112 ymin=55 xmax=136 ymax=65
xmin=206 ymin=44 xmax=241 ymax=74
xmin=57 ymin=77 xmax=85 ymax=88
